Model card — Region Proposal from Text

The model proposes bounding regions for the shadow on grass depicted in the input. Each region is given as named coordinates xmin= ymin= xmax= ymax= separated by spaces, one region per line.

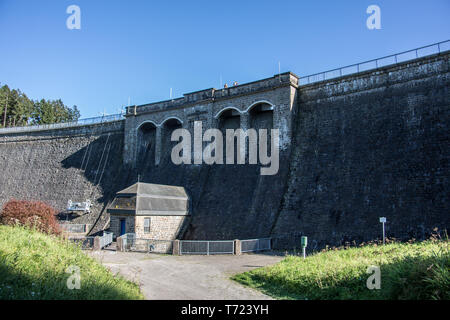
xmin=0 ymin=262 xmax=141 ymax=300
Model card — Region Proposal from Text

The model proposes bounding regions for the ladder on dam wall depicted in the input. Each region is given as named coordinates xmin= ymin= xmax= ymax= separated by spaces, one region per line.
xmin=62 ymin=131 xmax=112 ymax=235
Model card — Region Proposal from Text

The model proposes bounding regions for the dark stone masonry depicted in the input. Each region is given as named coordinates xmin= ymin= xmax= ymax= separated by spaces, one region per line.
xmin=0 ymin=52 xmax=448 ymax=248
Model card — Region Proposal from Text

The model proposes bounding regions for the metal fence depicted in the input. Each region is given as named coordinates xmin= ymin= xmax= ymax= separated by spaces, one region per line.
xmin=241 ymin=238 xmax=271 ymax=253
xmin=69 ymin=237 xmax=95 ymax=250
xmin=299 ymin=40 xmax=450 ymax=85
xmin=0 ymin=113 xmax=124 ymax=134
xmin=60 ymin=223 xmax=90 ymax=233
xmin=99 ymin=232 xmax=113 ymax=249
xmin=180 ymin=240 xmax=235 ymax=255
xmin=117 ymin=235 xmax=274 ymax=255
xmin=121 ymin=233 xmax=136 ymax=251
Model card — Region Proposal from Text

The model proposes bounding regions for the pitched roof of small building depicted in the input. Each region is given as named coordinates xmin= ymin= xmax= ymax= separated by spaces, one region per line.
xmin=107 ymin=182 xmax=189 ymax=216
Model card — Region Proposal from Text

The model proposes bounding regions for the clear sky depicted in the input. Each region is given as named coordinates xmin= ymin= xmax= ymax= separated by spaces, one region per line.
xmin=0 ymin=0 xmax=449 ymax=118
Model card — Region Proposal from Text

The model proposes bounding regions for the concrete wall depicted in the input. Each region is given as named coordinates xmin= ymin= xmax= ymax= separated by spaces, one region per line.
xmin=272 ymin=52 xmax=450 ymax=248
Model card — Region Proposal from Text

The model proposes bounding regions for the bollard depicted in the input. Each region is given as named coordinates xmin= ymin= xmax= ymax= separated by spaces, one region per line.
xmin=116 ymin=236 xmax=124 ymax=252
xmin=93 ymin=236 xmax=101 ymax=251
xmin=172 ymin=240 xmax=180 ymax=255
xmin=234 ymin=239 xmax=241 ymax=256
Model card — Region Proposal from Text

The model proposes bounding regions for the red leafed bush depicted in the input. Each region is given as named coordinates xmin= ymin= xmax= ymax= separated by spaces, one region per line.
xmin=0 ymin=199 xmax=61 ymax=235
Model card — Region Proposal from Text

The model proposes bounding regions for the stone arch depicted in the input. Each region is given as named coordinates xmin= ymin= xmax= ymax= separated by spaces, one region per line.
xmin=160 ymin=117 xmax=183 ymax=165
xmin=247 ymin=101 xmax=274 ymax=130
xmin=245 ymin=100 xmax=274 ymax=114
xmin=137 ymin=120 xmax=159 ymax=130
xmin=247 ymin=101 xmax=274 ymax=159
xmin=214 ymin=107 xmax=242 ymax=119
xmin=136 ymin=121 xmax=157 ymax=169
xmin=217 ymin=108 xmax=241 ymax=131
xmin=159 ymin=116 xmax=184 ymax=127
xmin=216 ymin=107 xmax=242 ymax=164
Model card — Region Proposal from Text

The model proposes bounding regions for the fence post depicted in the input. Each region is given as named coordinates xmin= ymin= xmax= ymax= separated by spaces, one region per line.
xmin=207 ymin=241 xmax=210 ymax=256
xmin=234 ymin=239 xmax=241 ymax=256
xmin=117 ymin=236 xmax=124 ymax=252
xmin=93 ymin=236 xmax=101 ymax=251
xmin=173 ymin=240 xmax=181 ymax=255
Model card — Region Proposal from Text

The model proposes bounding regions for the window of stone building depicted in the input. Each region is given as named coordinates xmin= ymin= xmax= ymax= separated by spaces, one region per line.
xmin=144 ymin=217 xmax=151 ymax=233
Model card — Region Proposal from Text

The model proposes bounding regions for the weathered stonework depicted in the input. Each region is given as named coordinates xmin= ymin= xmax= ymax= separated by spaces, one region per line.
xmin=109 ymin=214 xmax=186 ymax=240
xmin=272 ymin=52 xmax=450 ymax=248
xmin=134 ymin=215 xmax=186 ymax=239
xmin=0 ymin=52 xmax=448 ymax=248
xmin=0 ymin=121 xmax=126 ymax=235
xmin=109 ymin=215 xmax=135 ymax=236
xmin=123 ymin=72 xmax=299 ymax=167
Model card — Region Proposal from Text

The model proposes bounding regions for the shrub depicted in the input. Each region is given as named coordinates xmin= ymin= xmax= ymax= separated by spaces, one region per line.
xmin=0 ymin=199 xmax=61 ymax=235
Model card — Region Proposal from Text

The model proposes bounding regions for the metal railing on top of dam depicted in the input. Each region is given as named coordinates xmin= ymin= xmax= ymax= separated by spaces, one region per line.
xmin=299 ymin=40 xmax=450 ymax=85
xmin=0 ymin=113 xmax=125 ymax=134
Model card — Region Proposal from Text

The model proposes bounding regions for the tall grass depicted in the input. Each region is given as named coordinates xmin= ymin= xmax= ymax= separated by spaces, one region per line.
xmin=232 ymin=236 xmax=449 ymax=300
xmin=0 ymin=225 xmax=144 ymax=300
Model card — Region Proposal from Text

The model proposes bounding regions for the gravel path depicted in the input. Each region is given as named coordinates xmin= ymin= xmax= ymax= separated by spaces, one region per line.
xmin=88 ymin=250 xmax=284 ymax=300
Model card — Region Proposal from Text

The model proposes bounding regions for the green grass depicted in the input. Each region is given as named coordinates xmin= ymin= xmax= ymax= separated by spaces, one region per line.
xmin=232 ymin=238 xmax=449 ymax=300
xmin=0 ymin=225 xmax=144 ymax=300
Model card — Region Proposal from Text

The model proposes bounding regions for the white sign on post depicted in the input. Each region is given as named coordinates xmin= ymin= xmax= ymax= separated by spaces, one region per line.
xmin=379 ymin=217 xmax=387 ymax=245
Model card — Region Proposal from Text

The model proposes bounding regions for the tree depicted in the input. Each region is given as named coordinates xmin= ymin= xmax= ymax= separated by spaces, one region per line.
xmin=31 ymin=99 xmax=80 ymax=125
xmin=0 ymin=83 xmax=81 ymax=127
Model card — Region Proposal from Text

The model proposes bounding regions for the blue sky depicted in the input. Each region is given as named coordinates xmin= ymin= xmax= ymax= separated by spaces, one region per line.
xmin=0 ymin=0 xmax=449 ymax=118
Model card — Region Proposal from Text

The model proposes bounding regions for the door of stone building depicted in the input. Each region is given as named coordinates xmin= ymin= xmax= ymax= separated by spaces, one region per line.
xmin=120 ymin=219 xmax=126 ymax=236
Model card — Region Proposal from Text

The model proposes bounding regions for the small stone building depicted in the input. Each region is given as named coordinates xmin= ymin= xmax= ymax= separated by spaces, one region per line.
xmin=107 ymin=182 xmax=189 ymax=240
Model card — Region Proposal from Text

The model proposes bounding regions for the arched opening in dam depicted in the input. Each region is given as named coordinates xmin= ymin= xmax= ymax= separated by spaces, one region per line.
xmin=137 ymin=122 xmax=157 ymax=170
xmin=249 ymin=102 xmax=274 ymax=158
xmin=218 ymin=108 xmax=241 ymax=162
xmin=160 ymin=118 xmax=183 ymax=165
xmin=218 ymin=108 xmax=241 ymax=130
xmin=249 ymin=102 xmax=274 ymax=130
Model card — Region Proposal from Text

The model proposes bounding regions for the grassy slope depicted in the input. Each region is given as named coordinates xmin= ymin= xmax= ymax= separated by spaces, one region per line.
xmin=0 ymin=225 xmax=144 ymax=300
xmin=232 ymin=239 xmax=449 ymax=300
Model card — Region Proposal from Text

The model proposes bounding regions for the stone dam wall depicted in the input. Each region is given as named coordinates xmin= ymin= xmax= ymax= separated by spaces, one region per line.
xmin=0 ymin=121 xmax=128 ymax=235
xmin=0 ymin=52 xmax=448 ymax=247
xmin=274 ymin=52 xmax=449 ymax=247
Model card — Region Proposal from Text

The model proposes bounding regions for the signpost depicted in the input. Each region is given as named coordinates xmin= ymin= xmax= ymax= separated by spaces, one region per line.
xmin=301 ymin=236 xmax=308 ymax=259
xmin=379 ymin=217 xmax=386 ymax=245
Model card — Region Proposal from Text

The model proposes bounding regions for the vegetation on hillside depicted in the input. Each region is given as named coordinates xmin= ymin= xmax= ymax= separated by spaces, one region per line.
xmin=0 ymin=84 xmax=80 ymax=128
xmin=0 ymin=225 xmax=144 ymax=300
xmin=232 ymin=235 xmax=449 ymax=300
xmin=0 ymin=199 xmax=61 ymax=235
